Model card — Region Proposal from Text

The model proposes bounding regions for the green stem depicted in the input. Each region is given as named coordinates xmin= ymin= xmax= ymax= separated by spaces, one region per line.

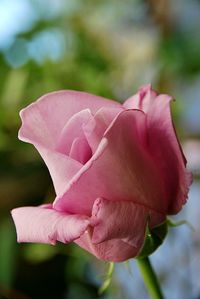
xmin=137 ymin=257 xmax=164 ymax=299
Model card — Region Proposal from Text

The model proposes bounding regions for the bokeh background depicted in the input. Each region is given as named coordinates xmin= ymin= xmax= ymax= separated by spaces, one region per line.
xmin=0 ymin=0 xmax=200 ymax=298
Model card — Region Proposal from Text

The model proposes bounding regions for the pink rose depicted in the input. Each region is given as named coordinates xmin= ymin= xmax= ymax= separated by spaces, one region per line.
xmin=11 ymin=85 xmax=192 ymax=262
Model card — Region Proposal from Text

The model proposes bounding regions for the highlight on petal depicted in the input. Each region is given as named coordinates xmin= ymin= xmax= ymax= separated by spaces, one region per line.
xmin=83 ymin=106 xmax=123 ymax=153
xmin=53 ymin=137 xmax=109 ymax=215
xmin=11 ymin=206 xmax=89 ymax=244
xmin=123 ymin=84 xmax=158 ymax=112
xmin=54 ymin=110 xmax=166 ymax=216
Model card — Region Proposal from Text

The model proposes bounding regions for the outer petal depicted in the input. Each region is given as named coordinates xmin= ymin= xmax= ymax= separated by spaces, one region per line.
xmin=91 ymin=198 xmax=147 ymax=247
xmin=75 ymin=197 xmax=165 ymax=262
xmin=90 ymin=198 xmax=165 ymax=247
xmin=75 ymin=228 xmax=141 ymax=262
xmin=54 ymin=110 xmax=166 ymax=217
xmin=124 ymin=85 xmax=192 ymax=213
xmin=19 ymin=109 xmax=91 ymax=196
xmin=11 ymin=206 xmax=89 ymax=244
xmin=19 ymin=90 xmax=121 ymax=149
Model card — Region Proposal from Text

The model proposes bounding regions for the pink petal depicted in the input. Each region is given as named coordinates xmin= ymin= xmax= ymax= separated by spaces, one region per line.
xmin=75 ymin=227 xmax=142 ymax=262
xmin=90 ymin=198 xmax=149 ymax=247
xmin=123 ymin=84 xmax=157 ymax=112
xmin=19 ymin=103 xmax=86 ymax=196
xmin=69 ymin=137 xmax=92 ymax=164
xmin=75 ymin=196 xmax=165 ymax=262
xmin=36 ymin=146 xmax=82 ymax=195
xmin=124 ymin=85 xmax=192 ymax=213
xmin=18 ymin=92 xmax=120 ymax=196
xmin=83 ymin=107 xmax=123 ymax=153
xmin=55 ymin=109 xmax=93 ymax=155
xmin=54 ymin=110 xmax=166 ymax=217
xmin=19 ymin=90 xmax=120 ymax=149
xmin=11 ymin=206 xmax=89 ymax=244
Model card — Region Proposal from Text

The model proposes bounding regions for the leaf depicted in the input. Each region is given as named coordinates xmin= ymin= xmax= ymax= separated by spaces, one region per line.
xmin=124 ymin=260 xmax=134 ymax=278
xmin=98 ymin=262 xmax=114 ymax=295
xmin=167 ymin=218 xmax=195 ymax=231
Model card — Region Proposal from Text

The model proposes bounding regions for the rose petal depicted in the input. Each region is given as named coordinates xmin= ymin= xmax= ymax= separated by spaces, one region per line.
xmin=90 ymin=198 xmax=149 ymax=247
xmin=18 ymin=92 xmax=120 ymax=196
xmin=11 ymin=206 xmax=89 ymax=244
xmin=56 ymin=109 xmax=93 ymax=155
xmin=75 ymin=227 xmax=141 ymax=262
xmin=83 ymin=107 xmax=123 ymax=153
xmin=69 ymin=137 xmax=92 ymax=164
xmin=54 ymin=110 xmax=166 ymax=216
xmin=124 ymin=85 xmax=192 ymax=213
xmin=19 ymin=106 xmax=86 ymax=196
xmin=53 ymin=137 xmax=108 ymax=214
xmin=19 ymin=90 xmax=120 ymax=149
xmin=76 ymin=195 xmax=165 ymax=262
xmin=123 ymin=84 xmax=157 ymax=112
xmin=36 ymin=146 xmax=82 ymax=195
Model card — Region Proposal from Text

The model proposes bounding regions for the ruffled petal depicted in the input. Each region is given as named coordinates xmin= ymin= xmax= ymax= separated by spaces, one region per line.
xmin=124 ymin=84 xmax=192 ymax=213
xmin=90 ymin=198 xmax=148 ymax=247
xmin=11 ymin=206 xmax=89 ymax=244
xmin=54 ymin=110 xmax=166 ymax=216
xmin=75 ymin=227 xmax=141 ymax=262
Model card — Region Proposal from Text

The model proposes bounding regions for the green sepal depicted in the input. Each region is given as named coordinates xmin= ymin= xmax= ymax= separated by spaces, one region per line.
xmin=137 ymin=221 xmax=168 ymax=259
xmin=98 ymin=262 xmax=115 ymax=295
xmin=167 ymin=218 xmax=194 ymax=231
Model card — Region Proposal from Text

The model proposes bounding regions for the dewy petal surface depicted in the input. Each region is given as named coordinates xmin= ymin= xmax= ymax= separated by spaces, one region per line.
xmin=124 ymin=85 xmax=192 ymax=213
xmin=11 ymin=206 xmax=89 ymax=244
xmin=54 ymin=110 xmax=166 ymax=216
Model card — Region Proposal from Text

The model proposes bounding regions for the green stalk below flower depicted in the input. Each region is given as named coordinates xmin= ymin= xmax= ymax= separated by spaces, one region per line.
xmin=137 ymin=257 xmax=164 ymax=299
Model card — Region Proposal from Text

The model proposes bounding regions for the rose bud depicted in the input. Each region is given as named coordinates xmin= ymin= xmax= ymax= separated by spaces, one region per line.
xmin=11 ymin=85 xmax=192 ymax=262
